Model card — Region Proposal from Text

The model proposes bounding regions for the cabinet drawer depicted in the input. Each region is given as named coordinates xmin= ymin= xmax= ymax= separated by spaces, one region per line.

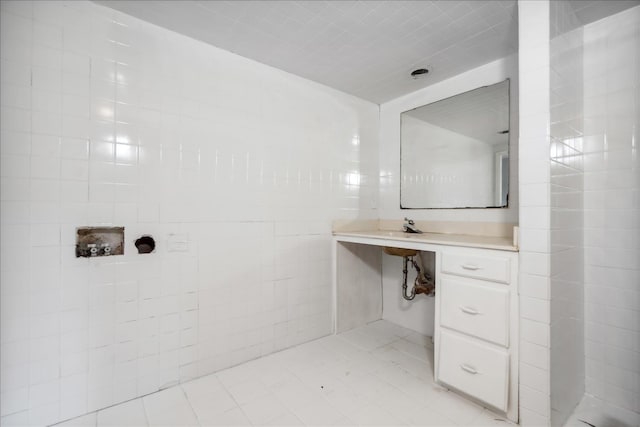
xmin=441 ymin=252 xmax=510 ymax=284
xmin=438 ymin=330 xmax=509 ymax=411
xmin=440 ymin=278 xmax=509 ymax=346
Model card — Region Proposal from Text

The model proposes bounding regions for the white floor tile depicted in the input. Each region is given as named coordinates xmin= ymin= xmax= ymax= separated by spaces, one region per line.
xmin=226 ymin=378 xmax=270 ymax=405
xmin=362 ymin=319 xmax=413 ymax=339
xmin=215 ymin=364 xmax=258 ymax=389
xmin=367 ymin=384 xmax=424 ymax=425
xmin=404 ymin=330 xmax=434 ymax=347
xmin=328 ymin=416 xmax=357 ymax=426
xmin=433 ymin=391 xmax=486 ymax=425
xmin=145 ymin=403 xmax=199 ymax=427
xmin=240 ymin=394 xmax=289 ymax=424
xmin=406 ymin=406 xmax=458 ymax=426
xmin=337 ymin=329 xmax=388 ymax=352
xmin=349 ymin=403 xmax=408 ymax=426
xmin=97 ymin=399 xmax=147 ymax=427
xmin=563 ymin=394 xmax=640 ymax=427
xmin=292 ymin=367 xmax=344 ymax=393
xmin=391 ymin=373 xmax=448 ymax=402
xmin=188 ymin=389 xmax=238 ymax=421
xmin=272 ymin=377 xmax=323 ymax=410
xmin=323 ymin=386 xmax=371 ymax=419
xmin=53 ymin=413 xmax=97 ymax=427
xmin=142 ymin=388 xmax=198 ymax=427
xmin=180 ymin=374 xmax=225 ymax=401
xmin=198 ymin=407 xmax=251 ymax=426
xmin=263 ymin=412 xmax=304 ymax=426
xmin=391 ymin=336 xmax=432 ymax=361
xmin=471 ymin=408 xmax=516 ymax=426
xmin=141 ymin=388 xmax=187 ymax=416
xmin=289 ymin=398 xmax=346 ymax=426
xmin=55 ymin=320 xmax=519 ymax=427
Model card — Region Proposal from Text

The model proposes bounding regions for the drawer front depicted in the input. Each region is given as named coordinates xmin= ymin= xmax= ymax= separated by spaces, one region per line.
xmin=438 ymin=330 xmax=509 ymax=411
xmin=440 ymin=278 xmax=509 ymax=346
xmin=441 ymin=252 xmax=510 ymax=284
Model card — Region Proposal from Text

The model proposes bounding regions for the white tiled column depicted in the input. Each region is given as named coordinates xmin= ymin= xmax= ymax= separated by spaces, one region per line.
xmin=549 ymin=2 xmax=585 ymax=425
xmin=517 ymin=1 xmax=552 ymax=425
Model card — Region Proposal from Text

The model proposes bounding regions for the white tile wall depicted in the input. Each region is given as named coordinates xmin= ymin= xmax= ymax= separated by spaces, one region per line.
xmin=582 ymin=5 xmax=640 ymax=415
xmin=549 ymin=2 xmax=585 ymax=425
xmin=0 ymin=1 xmax=379 ymax=425
xmin=517 ymin=1 xmax=552 ymax=425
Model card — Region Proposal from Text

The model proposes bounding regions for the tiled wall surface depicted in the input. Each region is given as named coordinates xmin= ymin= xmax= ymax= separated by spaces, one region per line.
xmin=517 ymin=1 xmax=553 ymax=425
xmin=582 ymin=6 xmax=640 ymax=415
xmin=549 ymin=2 xmax=585 ymax=425
xmin=0 ymin=1 xmax=379 ymax=425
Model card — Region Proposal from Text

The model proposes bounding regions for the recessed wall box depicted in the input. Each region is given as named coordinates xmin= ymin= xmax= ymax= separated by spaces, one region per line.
xmin=76 ymin=227 xmax=125 ymax=257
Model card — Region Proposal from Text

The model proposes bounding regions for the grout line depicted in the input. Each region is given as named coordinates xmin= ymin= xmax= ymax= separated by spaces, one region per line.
xmin=179 ymin=384 xmax=201 ymax=427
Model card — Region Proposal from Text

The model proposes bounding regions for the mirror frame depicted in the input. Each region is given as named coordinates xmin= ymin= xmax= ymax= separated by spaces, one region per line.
xmin=399 ymin=79 xmax=511 ymax=210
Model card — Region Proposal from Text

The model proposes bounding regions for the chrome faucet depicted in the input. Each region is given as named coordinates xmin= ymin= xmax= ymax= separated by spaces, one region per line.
xmin=403 ymin=217 xmax=423 ymax=234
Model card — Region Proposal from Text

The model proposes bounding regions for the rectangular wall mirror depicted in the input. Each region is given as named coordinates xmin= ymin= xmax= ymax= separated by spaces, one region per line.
xmin=400 ymin=79 xmax=510 ymax=209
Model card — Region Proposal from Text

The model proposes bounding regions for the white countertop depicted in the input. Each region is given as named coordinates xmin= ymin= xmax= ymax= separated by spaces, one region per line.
xmin=333 ymin=230 xmax=518 ymax=252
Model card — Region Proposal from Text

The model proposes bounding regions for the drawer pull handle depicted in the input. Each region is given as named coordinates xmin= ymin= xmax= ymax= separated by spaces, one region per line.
xmin=461 ymin=263 xmax=480 ymax=271
xmin=460 ymin=306 xmax=480 ymax=315
xmin=460 ymin=364 xmax=479 ymax=375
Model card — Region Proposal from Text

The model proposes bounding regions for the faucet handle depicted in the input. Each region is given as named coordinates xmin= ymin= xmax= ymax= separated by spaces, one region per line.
xmin=404 ymin=217 xmax=415 ymax=225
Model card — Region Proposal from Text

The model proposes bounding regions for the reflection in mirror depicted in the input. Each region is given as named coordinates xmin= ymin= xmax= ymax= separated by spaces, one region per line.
xmin=400 ymin=79 xmax=510 ymax=209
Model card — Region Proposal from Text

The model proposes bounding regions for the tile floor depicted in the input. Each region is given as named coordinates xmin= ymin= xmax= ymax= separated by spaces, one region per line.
xmin=563 ymin=394 xmax=640 ymax=427
xmin=54 ymin=320 xmax=511 ymax=426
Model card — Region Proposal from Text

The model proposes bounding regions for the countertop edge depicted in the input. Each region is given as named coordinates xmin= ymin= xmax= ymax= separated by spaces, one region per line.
xmin=333 ymin=231 xmax=519 ymax=252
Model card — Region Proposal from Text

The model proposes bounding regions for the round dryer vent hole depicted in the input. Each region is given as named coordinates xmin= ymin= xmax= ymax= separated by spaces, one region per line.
xmin=135 ymin=235 xmax=155 ymax=254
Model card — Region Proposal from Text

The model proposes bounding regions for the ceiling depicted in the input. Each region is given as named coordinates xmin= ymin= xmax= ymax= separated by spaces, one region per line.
xmin=94 ymin=1 xmax=638 ymax=104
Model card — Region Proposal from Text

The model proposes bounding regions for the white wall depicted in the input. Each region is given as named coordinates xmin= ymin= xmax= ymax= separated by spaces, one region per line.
xmin=549 ymin=2 xmax=585 ymax=425
xmin=582 ymin=6 xmax=640 ymax=415
xmin=379 ymin=55 xmax=519 ymax=223
xmin=0 ymin=1 xmax=379 ymax=425
xmin=517 ymin=1 xmax=553 ymax=425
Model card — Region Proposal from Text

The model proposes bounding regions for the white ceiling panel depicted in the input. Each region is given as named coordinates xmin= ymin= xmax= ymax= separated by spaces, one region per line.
xmin=93 ymin=1 xmax=637 ymax=104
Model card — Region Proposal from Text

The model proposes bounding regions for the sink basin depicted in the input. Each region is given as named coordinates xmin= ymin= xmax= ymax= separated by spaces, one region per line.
xmin=383 ymin=247 xmax=418 ymax=257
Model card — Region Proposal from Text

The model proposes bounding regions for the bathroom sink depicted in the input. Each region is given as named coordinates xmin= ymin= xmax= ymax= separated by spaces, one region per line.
xmin=383 ymin=247 xmax=418 ymax=257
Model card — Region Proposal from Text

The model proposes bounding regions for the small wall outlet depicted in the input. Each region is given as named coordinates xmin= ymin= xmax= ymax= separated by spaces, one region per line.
xmin=167 ymin=233 xmax=189 ymax=252
xmin=76 ymin=227 xmax=124 ymax=257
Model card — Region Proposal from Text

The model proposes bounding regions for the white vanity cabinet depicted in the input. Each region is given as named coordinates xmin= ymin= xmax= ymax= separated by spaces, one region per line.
xmin=435 ymin=246 xmax=519 ymax=421
xmin=332 ymin=229 xmax=519 ymax=422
